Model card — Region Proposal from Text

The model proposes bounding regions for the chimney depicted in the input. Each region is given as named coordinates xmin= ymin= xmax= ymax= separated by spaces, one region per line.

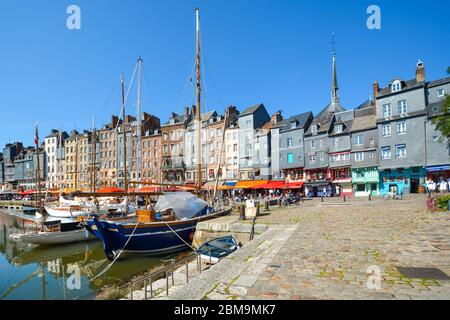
xmin=373 ymin=81 xmax=379 ymax=113
xmin=190 ymin=105 xmax=196 ymax=118
xmin=416 ymin=60 xmax=425 ymax=82
xmin=271 ymin=111 xmax=283 ymax=124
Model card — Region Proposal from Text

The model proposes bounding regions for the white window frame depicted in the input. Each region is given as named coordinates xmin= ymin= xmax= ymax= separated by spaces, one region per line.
xmin=437 ymin=89 xmax=445 ymax=97
xmin=383 ymin=104 xmax=392 ymax=117
xmin=391 ymin=80 xmax=401 ymax=92
xmin=397 ymin=120 xmax=407 ymax=135
xmin=355 ymin=152 xmax=364 ymax=162
xmin=398 ymin=100 xmax=407 ymax=114
xmin=335 ymin=124 xmax=343 ymax=133
xmin=395 ymin=144 xmax=406 ymax=158
xmin=381 ymin=146 xmax=391 ymax=160
xmin=311 ymin=140 xmax=315 ymax=149
xmin=354 ymin=135 xmax=363 ymax=146
xmin=382 ymin=124 xmax=391 ymax=137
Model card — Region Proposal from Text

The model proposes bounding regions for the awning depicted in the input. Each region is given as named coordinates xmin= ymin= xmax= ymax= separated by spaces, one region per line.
xmin=426 ymin=165 xmax=450 ymax=172
xmin=202 ymin=181 xmax=225 ymax=190
xmin=304 ymin=181 xmax=331 ymax=187
xmin=332 ymin=178 xmax=352 ymax=183
xmin=282 ymin=181 xmax=304 ymax=189
xmin=224 ymin=182 xmax=237 ymax=187
xmin=235 ymin=180 xmax=268 ymax=189
xmin=251 ymin=180 xmax=286 ymax=190
xmin=96 ymin=186 xmax=124 ymax=193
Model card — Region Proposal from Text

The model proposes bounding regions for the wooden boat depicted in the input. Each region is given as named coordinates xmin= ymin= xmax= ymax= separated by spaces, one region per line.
xmin=11 ymin=220 xmax=95 ymax=245
xmin=84 ymin=192 xmax=231 ymax=261
xmin=44 ymin=205 xmax=89 ymax=218
xmin=196 ymin=236 xmax=239 ymax=264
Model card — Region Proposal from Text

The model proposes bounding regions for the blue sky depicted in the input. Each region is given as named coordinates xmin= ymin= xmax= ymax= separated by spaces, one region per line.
xmin=0 ymin=0 xmax=449 ymax=148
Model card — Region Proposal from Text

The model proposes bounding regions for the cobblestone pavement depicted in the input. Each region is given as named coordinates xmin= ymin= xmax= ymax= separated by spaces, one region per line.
xmin=240 ymin=195 xmax=450 ymax=299
xmin=208 ymin=195 xmax=450 ymax=300
xmin=128 ymin=195 xmax=450 ymax=300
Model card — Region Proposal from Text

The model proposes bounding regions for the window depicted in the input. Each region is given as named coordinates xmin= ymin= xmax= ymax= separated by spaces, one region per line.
xmin=354 ymin=135 xmax=363 ymax=146
xmin=437 ymin=89 xmax=445 ymax=97
xmin=319 ymin=140 xmax=323 ymax=148
xmin=381 ymin=146 xmax=391 ymax=160
xmin=391 ymin=80 xmax=401 ymax=92
xmin=396 ymin=144 xmax=406 ymax=158
xmin=369 ymin=152 xmax=374 ymax=158
xmin=334 ymin=137 xmax=339 ymax=147
xmin=369 ymin=139 xmax=375 ymax=145
xmin=397 ymin=120 xmax=407 ymax=134
xmin=355 ymin=152 xmax=364 ymax=162
xmin=383 ymin=104 xmax=392 ymax=117
xmin=398 ymin=100 xmax=407 ymax=114
xmin=382 ymin=124 xmax=391 ymax=137
xmin=432 ymin=135 xmax=439 ymax=142
xmin=287 ymin=138 xmax=293 ymax=147
xmin=309 ymin=155 xmax=316 ymax=164
xmin=290 ymin=122 xmax=296 ymax=129
xmin=320 ymin=154 xmax=324 ymax=161
xmin=287 ymin=153 xmax=294 ymax=163
xmin=335 ymin=124 xmax=343 ymax=133
xmin=311 ymin=126 xmax=317 ymax=134
xmin=311 ymin=140 xmax=316 ymax=149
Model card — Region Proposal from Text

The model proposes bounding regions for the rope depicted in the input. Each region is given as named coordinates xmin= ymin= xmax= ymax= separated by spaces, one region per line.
xmin=89 ymin=221 xmax=141 ymax=281
xmin=162 ymin=220 xmax=197 ymax=251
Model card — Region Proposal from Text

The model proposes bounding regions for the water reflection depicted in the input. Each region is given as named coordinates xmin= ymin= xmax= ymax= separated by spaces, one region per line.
xmin=0 ymin=211 xmax=181 ymax=300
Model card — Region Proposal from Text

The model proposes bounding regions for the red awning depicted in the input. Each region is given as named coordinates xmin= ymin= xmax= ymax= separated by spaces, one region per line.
xmin=250 ymin=180 xmax=287 ymax=190
xmin=19 ymin=190 xmax=36 ymax=195
xmin=96 ymin=186 xmax=125 ymax=193
xmin=282 ymin=181 xmax=304 ymax=189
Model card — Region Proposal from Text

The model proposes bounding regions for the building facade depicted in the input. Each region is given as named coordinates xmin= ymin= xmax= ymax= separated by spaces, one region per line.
xmin=279 ymin=112 xmax=313 ymax=181
xmin=376 ymin=61 xmax=428 ymax=195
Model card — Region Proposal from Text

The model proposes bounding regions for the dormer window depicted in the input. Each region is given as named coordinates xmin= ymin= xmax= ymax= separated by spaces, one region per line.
xmin=335 ymin=124 xmax=343 ymax=133
xmin=391 ymin=80 xmax=401 ymax=93
xmin=290 ymin=121 xmax=297 ymax=129
xmin=311 ymin=125 xmax=317 ymax=134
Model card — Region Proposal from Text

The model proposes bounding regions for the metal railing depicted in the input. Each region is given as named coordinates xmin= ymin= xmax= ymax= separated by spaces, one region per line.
xmin=123 ymin=250 xmax=214 ymax=300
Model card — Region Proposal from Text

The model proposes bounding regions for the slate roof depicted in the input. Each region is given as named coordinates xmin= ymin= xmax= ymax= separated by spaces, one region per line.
xmin=280 ymin=112 xmax=313 ymax=133
xmin=427 ymin=77 xmax=450 ymax=88
xmin=351 ymin=114 xmax=377 ymax=132
xmin=376 ymin=78 xmax=424 ymax=98
xmin=239 ymin=103 xmax=264 ymax=117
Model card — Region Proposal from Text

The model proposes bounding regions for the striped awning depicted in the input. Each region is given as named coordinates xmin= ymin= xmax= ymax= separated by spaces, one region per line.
xmin=426 ymin=165 xmax=450 ymax=172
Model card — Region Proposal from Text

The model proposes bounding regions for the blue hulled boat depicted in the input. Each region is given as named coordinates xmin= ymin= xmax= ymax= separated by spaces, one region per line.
xmin=84 ymin=192 xmax=231 ymax=260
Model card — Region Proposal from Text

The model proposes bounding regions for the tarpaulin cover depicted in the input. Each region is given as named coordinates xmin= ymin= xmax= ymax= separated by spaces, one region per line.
xmin=154 ymin=192 xmax=209 ymax=220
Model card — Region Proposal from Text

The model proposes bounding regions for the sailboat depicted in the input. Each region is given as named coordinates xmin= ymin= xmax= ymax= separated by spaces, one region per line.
xmin=84 ymin=9 xmax=232 ymax=261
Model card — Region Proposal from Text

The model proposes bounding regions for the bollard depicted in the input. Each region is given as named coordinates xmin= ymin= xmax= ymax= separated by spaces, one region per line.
xmin=265 ymin=200 xmax=270 ymax=211
xmin=256 ymin=202 xmax=260 ymax=216
xmin=343 ymin=195 xmax=346 ymax=202
xmin=369 ymin=194 xmax=372 ymax=201
xmin=278 ymin=198 xmax=282 ymax=207
xmin=239 ymin=204 xmax=245 ymax=220
xmin=321 ymin=196 xmax=324 ymax=202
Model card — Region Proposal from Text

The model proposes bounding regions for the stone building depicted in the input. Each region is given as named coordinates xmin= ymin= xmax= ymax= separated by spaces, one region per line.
xmin=375 ymin=61 xmax=428 ymax=195
xmin=238 ymin=103 xmax=271 ymax=180
xmin=279 ymin=112 xmax=313 ymax=181
xmin=141 ymin=129 xmax=162 ymax=183
xmin=350 ymin=99 xmax=379 ymax=196
xmin=44 ymin=129 xmax=68 ymax=189
xmin=304 ymin=49 xmax=345 ymax=197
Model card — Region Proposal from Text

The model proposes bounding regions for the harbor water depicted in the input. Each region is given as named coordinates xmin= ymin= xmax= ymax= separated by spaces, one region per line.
xmin=0 ymin=210 xmax=184 ymax=300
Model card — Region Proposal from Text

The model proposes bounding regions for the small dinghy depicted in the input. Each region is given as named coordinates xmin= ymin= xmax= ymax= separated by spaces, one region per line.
xmin=196 ymin=236 xmax=239 ymax=264
xmin=11 ymin=220 xmax=95 ymax=245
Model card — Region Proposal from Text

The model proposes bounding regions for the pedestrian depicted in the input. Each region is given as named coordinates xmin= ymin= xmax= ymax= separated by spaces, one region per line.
xmin=304 ymin=186 xmax=309 ymax=198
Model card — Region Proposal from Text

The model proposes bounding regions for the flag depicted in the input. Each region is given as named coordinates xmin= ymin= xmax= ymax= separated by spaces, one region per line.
xmin=34 ymin=125 xmax=39 ymax=146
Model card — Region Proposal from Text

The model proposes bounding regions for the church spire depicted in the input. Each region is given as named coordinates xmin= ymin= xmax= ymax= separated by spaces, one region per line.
xmin=331 ymin=33 xmax=339 ymax=103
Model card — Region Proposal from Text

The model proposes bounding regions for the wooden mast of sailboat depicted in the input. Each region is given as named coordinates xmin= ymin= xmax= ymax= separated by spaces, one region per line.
xmin=121 ymin=75 xmax=128 ymax=194
xmin=137 ymin=57 xmax=143 ymax=186
xmin=34 ymin=123 xmax=42 ymax=211
xmin=75 ymin=135 xmax=79 ymax=190
xmin=90 ymin=116 xmax=97 ymax=193
xmin=195 ymin=8 xmax=202 ymax=195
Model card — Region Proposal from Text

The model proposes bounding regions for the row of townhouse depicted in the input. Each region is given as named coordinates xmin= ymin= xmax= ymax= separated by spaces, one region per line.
xmin=1 ymin=56 xmax=449 ymax=195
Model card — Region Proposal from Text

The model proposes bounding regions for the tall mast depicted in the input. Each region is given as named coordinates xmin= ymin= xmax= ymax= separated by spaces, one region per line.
xmin=137 ymin=57 xmax=143 ymax=183
xmin=121 ymin=75 xmax=128 ymax=193
xmin=34 ymin=123 xmax=41 ymax=210
xmin=195 ymin=7 xmax=202 ymax=194
xmin=91 ymin=116 xmax=97 ymax=192
xmin=75 ymin=135 xmax=79 ymax=190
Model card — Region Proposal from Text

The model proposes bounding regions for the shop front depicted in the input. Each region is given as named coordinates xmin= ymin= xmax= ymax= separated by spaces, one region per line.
xmin=304 ymin=168 xmax=332 ymax=197
xmin=426 ymin=164 xmax=450 ymax=182
xmin=351 ymin=167 xmax=379 ymax=197
xmin=379 ymin=167 xmax=426 ymax=195
xmin=330 ymin=167 xmax=352 ymax=197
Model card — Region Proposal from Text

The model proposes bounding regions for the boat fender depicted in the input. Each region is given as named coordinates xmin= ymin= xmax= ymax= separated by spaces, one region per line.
xmin=188 ymin=232 xmax=195 ymax=241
